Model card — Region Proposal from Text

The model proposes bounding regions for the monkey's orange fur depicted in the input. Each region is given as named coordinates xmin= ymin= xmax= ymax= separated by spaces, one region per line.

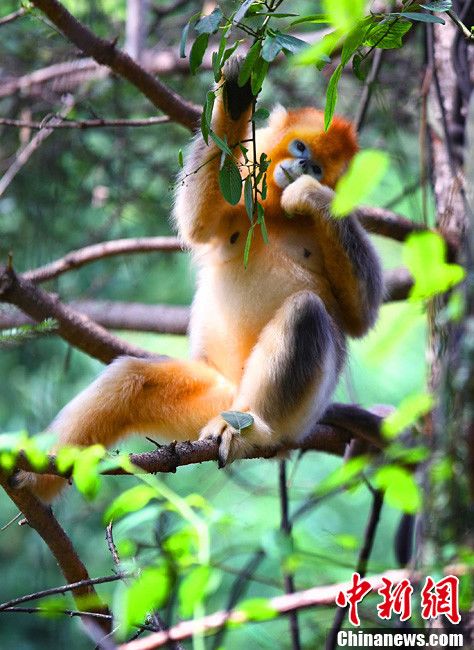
xmin=21 ymin=62 xmax=382 ymax=502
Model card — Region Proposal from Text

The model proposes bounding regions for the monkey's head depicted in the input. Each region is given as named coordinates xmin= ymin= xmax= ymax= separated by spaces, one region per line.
xmin=256 ymin=106 xmax=358 ymax=203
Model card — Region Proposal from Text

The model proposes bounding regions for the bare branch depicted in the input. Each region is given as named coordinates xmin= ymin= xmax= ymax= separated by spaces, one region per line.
xmin=0 ymin=116 xmax=170 ymax=129
xmin=0 ymin=301 xmax=190 ymax=335
xmin=0 ymin=8 xmax=27 ymax=27
xmin=357 ymin=206 xmax=429 ymax=242
xmin=29 ymin=0 xmax=200 ymax=130
xmin=0 ymin=265 xmax=155 ymax=363
xmin=0 ymin=101 xmax=73 ymax=198
xmin=23 ymin=236 xmax=182 ymax=283
xmin=0 ymin=472 xmax=112 ymax=633
xmin=117 ymin=569 xmax=411 ymax=650
xmin=354 ymin=49 xmax=384 ymax=133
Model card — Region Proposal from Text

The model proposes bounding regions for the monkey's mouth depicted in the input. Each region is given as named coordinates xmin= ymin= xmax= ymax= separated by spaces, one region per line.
xmin=273 ymin=159 xmax=306 ymax=189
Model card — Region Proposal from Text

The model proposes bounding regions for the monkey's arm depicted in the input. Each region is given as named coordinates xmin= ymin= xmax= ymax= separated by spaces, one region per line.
xmin=174 ymin=59 xmax=254 ymax=244
xmin=281 ymin=175 xmax=383 ymax=337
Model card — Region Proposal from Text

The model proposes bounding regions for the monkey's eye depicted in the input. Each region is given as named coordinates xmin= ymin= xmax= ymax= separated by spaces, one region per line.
xmin=288 ymin=139 xmax=310 ymax=158
xmin=310 ymin=162 xmax=323 ymax=181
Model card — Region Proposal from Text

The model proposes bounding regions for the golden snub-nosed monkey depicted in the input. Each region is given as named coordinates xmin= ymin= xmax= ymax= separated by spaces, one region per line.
xmin=19 ymin=57 xmax=383 ymax=502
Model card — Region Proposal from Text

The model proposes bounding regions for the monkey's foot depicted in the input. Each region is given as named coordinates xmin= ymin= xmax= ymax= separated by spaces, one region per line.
xmin=199 ymin=412 xmax=273 ymax=468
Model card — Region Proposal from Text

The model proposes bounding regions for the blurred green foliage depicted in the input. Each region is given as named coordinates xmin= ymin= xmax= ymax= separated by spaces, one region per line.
xmin=0 ymin=0 xmax=433 ymax=647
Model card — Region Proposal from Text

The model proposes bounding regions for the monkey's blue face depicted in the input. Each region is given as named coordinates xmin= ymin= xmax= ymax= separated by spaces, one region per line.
xmin=273 ymin=139 xmax=324 ymax=189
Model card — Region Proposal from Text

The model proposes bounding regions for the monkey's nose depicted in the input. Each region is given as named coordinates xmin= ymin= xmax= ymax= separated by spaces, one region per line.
xmin=298 ymin=159 xmax=308 ymax=170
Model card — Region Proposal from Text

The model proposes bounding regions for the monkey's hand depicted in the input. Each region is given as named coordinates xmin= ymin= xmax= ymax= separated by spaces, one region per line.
xmin=199 ymin=410 xmax=273 ymax=467
xmin=280 ymin=174 xmax=334 ymax=216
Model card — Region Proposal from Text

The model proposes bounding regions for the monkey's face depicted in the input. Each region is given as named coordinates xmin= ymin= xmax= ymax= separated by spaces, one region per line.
xmin=258 ymin=107 xmax=358 ymax=200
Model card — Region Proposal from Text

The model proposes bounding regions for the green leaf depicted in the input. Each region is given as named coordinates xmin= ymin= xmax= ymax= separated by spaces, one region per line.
xmin=352 ymin=52 xmax=366 ymax=80
xmin=341 ymin=19 xmax=371 ymax=65
xmin=244 ymin=224 xmax=255 ymax=267
xmin=178 ymin=149 xmax=184 ymax=168
xmin=374 ymin=466 xmax=422 ymax=513
xmin=104 ymin=485 xmax=156 ymax=522
xmin=195 ymin=8 xmax=222 ymax=35
xmin=250 ymin=57 xmax=269 ymax=95
xmin=262 ymin=35 xmax=282 ymax=62
xmin=290 ymin=14 xmax=330 ymax=26
xmin=257 ymin=202 xmax=268 ymax=243
xmin=363 ymin=19 xmax=412 ymax=49
xmin=324 ymin=64 xmax=343 ymax=130
xmin=221 ymin=41 xmax=240 ymax=67
xmin=123 ymin=566 xmax=170 ymax=629
xmin=294 ymin=29 xmax=342 ymax=66
xmin=332 ymin=149 xmax=389 ymax=216
xmin=244 ymin=176 xmax=253 ymax=221
xmin=212 ymin=34 xmax=227 ymax=82
xmin=382 ymin=393 xmax=434 ymax=438
xmin=323 ymin=0 xmax=365 ymax=31
xmin=180 ymin=21 xmax=191 ymax=58
xmin=56 ymin=446 xmax=80 ymax=472
xmin=209 ymin=130 xmax=233 ymax=156
xmin=178 ymin=566 xmax=211 ymax=618
xmin=274 ymin=33 xmax=308 ymax=55
xmin=189 ymin=33 xmax=209 ymax=74
xmin=238 ymin=41 xmax=261 ymax=86
xmin=398 ymin=11 xmax=445 ymax=23
xmin=219 ymin=158 xmax=242 ymax=205
xmin=221 ymin=410 xmax=254 ymax=431
xmin=238 ymin=598 xmax=277 ymax=621
xmin=314 ymin=456 xmax=369 ymax=495
xmin=233 ymin=0 xmax=254 ymax=25
xmin=403 ymin=231 xmax=466 ymax=300
xmin=73 ymin=444 xmax=106 ymax=500
xmin=201 ymin=91 xmax=215 ymax=145
xmin=419 ymin=1 xmax=452 ymax=9
xmin=252 ymin=107 xmax=270 ymax=123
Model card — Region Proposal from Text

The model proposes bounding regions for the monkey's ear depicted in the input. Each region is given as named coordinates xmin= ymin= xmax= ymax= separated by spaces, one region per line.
xmin=268 ymin=104 xmax=289 ymax=131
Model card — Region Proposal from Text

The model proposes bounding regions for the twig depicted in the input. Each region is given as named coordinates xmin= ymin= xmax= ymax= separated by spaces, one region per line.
xmin=210 ymin=551 xmax=265 ymax=650
xmin=446 ymin=9 xmax=474 ymax=41
xmin=0 ymin=301 xmax=190 ymax=335
xmin=0 ymin=102 xmax=73 ymax=198
xmin=0 ymin=472 xmax=113 ymax=634
xmin=326 ymin=490 xmax=384 ymax=650
xmin=29 ymin=0 xmax=200 ymax=130
xmin=23 ymin=236 xmax=182 ymax=283
xmin=0 ymin=116 xmax=170 ymax=129
xmin=105 ymin=522 xmax=121 ymax=567
xmin=0 ymin=8 xmax=27 ymax=27
xmin=0 ymin=573 xmax=126 ymax=612
xmin=0 ymin=264 xmax=155 ymax=363
xmin=117 ymin=568 xmax=410 ymax=650
xmin=279 ymin=461 xmax=301 ymax=650
xmin=354 ymin=49 xmax=384 ymax=133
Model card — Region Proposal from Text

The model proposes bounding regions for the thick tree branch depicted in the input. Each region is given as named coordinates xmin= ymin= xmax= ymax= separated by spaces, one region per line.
xmin=23 ymin=236 xmax=182 ymax=283
xmin=118 ymin=569 xmax=411 ymax=650
xmin=13 ymin=404 xmax=386 ymax=479
xmin=0 ymin=265 xmax=154 ymax=363
xmin=29 ymin=0 xmax=200 ymax=130
xmin=0 ymin=301 xmax=189 ymax=335
xmin=0 ymin=472 xmax=111 ymax=633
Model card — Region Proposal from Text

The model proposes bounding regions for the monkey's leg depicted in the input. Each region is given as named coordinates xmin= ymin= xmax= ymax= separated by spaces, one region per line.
xmin=200 ymin=291 xmax=346 ymax=465
xmin=19 ymin=357 xmax=234 ymax=501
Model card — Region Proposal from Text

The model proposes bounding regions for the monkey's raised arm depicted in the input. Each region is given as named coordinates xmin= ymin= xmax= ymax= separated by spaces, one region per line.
xmin=174 ymin=59 xmax=254 ymax=244
xmin=281 ymin=175 xmax=383 ymax=337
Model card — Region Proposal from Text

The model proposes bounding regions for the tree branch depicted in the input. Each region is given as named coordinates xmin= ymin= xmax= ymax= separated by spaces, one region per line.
xmin=0 ymin=264 xmax=155 ymax=363
xmin=13 ymin=404 xmax=386 ymax=479
xmin=23 ymin=236 xmax=182 ymax=284
xmin=29 ymin=0 xmax=200 ymax=130
xmin=0 ymin=116 xmax=170 ymax=129
xmin=117 ymin=569 xmax=411 ymax=650
xmin=0 ymin=472 xmax=112 ymax=633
